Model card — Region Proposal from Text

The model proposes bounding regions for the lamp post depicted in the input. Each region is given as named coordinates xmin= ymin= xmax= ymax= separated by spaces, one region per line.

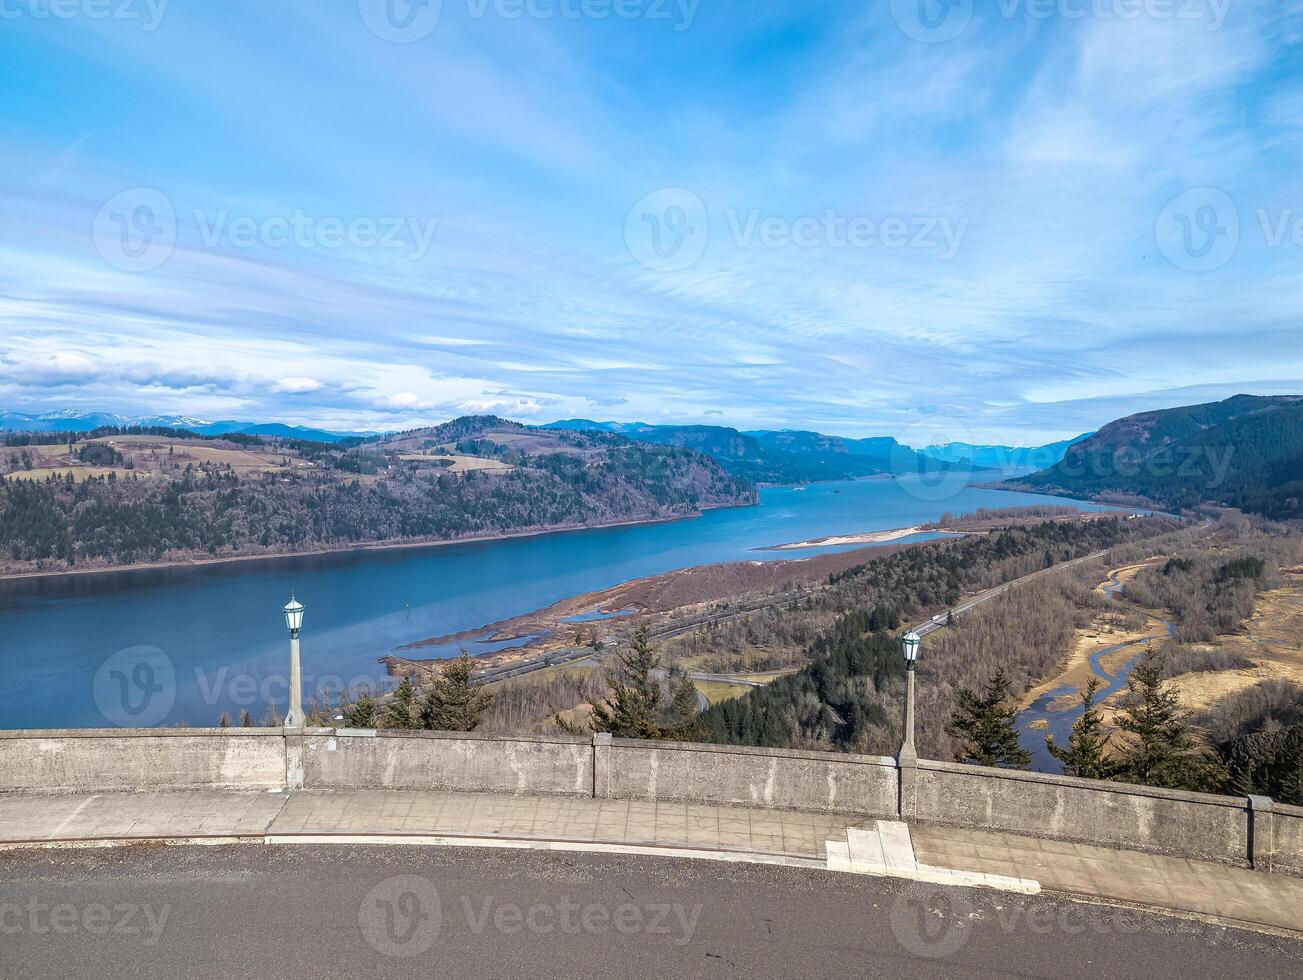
xmin=899 ymin=629 xmax=921 ymax=763
xmin=283 ymin=596 xmax=305 ymax=728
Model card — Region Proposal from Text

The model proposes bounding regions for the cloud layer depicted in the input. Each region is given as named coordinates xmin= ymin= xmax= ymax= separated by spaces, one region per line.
xmin=1 ymin=1 xmax=1301 ymax=443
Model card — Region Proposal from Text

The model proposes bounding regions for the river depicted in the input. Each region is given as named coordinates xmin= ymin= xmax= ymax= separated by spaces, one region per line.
xmin=0 ymin=475 xmax=1125 ymax=730
xmin=1016 ymin=571 xmax=1176 ymax=772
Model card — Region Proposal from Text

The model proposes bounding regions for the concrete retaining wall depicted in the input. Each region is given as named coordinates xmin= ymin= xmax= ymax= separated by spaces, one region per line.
xmin=2 ymin=728 xmax=1299 ymax=875
xmin=915 ymin=760 xmax=1249 ymax=865
xmin=603 ymin=739 xmax=898 ymax=816
xmin=1274 ymin=803 xmax=1303 ymax=876
xmin=301 ymin=730 xmax=594 ymax=798
xmin=0 ymin=729 xmax=285 ymax=794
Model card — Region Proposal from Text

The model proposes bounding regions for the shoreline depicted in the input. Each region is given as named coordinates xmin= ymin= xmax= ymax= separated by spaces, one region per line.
xmin=0 ymin=504 xmax=748 ymax=585
xmin=758 ymin=525 xmax=934 ymax=551
xmin=0 ymin=483 xmax=1116 ymax=586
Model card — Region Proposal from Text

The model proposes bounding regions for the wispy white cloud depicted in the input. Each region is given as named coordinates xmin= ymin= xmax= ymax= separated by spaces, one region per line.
xmin=0 ymin=3 xmax=1299 ymax=444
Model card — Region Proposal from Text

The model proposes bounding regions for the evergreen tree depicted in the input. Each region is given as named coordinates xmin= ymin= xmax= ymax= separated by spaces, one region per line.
xmin=1046 ymin=677 xmax=1114 ymax=779
xmin=946 ymin=666 xmax=1032 ymax=768
xmin=343 ymin=691 xmax=379 ymax=729
xmin=239 ymin=709 xmax=253 ymax=728
xmin=382 ymin=675 xmax=421 ymax=730
xmin=666 ymin=668 xmax=705 ymax=742
xmin=1112 ymin=651 xmax=1222 ymax=791
xmin=587 ymin=627 xmax=666 ymax=739
xmin=421 ymin=652 xmax=493 ymax=732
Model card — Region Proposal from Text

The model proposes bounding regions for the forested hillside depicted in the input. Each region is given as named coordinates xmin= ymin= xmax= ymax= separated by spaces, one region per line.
xmin=697 ymin=515 xmax=1178 ymax=754
xmin=1005 ymin=394 xmax=1303 ymax=518
xmin=545 ymin=420 xmax=940 ymax=484
xmin=0 ymin=417 xmax=754 ymax=574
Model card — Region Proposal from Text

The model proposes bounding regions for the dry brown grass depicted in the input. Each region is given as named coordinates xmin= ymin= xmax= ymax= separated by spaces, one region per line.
xmin=1166 ymin=569 xmax=1303 ymax=712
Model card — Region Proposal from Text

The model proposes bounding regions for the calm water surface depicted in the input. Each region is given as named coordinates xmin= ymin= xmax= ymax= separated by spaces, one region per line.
xmin=0 ymin=476 xmax=1123 ymax=729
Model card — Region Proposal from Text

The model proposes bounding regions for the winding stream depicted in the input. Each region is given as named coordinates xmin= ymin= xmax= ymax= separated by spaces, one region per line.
xmin=1016 ymin=571 xmax=1175 ymax=773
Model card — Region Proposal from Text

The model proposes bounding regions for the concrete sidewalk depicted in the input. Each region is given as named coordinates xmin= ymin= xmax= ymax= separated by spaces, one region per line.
xmin=1 ymin=789 xmax=1301 ymax=938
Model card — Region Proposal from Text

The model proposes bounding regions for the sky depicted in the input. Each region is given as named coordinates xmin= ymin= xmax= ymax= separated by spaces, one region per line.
xmin=2 ymin=0 xmax=1302 ymax=446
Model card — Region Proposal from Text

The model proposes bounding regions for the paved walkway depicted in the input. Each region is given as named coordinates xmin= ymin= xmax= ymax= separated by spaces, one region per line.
xmin=2 ymin=789 xmax=1301 ymax=937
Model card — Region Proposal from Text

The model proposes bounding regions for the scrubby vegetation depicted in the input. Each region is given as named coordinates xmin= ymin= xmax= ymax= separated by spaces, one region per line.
xmin=694 ymin=516 xmax=1175 ymax=755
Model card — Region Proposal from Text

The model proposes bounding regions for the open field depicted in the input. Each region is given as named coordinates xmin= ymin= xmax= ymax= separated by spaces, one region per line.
xmin=396 ymin=452 xmax=515 ymax=473
xmin=693 ymin=680 xmax=753 ymax=703
xmin=1164 ymin=568 xmax=1303 ymax=713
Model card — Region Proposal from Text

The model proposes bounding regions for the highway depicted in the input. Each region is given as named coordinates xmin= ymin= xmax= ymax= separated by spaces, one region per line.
xmin=908 ymin=549 xmax=1108 ymax=638
xmin=0 ymin=844 xmax=1295 ymax=979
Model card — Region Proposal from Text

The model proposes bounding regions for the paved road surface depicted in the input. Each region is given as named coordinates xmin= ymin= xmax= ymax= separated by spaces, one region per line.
xmin=909 ymin=550 xmax=1107 ymax=638
xmin=0 ymin=845 xmax=1297 ymax=979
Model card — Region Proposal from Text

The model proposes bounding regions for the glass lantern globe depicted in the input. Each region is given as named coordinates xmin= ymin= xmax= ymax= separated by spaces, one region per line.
xmin=283 ymin=597 xmax=305 ymax=633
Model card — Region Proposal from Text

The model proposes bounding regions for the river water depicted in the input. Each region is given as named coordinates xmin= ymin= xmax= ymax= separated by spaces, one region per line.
xmin=0 ymin=475 xmax=1123 ymax=729
xmin=1016 ymin=572 xmax=1176 ymax=772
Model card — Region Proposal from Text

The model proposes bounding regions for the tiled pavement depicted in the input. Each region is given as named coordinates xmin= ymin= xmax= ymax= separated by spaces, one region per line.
xmin=2 ymin=789 xmax=1302 ymax=936
xmin=0 ymin=789 xmax=866 ymax=860
xmin=913 ymin=824 xmax=1303 ymax=936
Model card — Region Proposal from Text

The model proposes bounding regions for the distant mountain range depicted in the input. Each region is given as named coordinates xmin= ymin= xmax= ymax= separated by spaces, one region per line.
xmin=1003 ymin=394 xmax=1303 ymax=519
xmin=542 ymin=420 xmax=1085 ymax=484
xmin=921 ymin=435 xmax=1093 ymax=471
xmin=0 ymin=411 xmax=366 ymax=444
xmin=1 ymin=410 xmax=1087 ymax=484
xmin=541 ymin=420 xmax=924 ymax=483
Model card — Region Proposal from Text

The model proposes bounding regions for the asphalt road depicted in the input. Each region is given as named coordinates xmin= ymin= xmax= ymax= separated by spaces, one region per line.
xmin=909 ymin=550 xmax=1108 ymax=638
xmin=0 ymin=845 xmax=1298 ymax=979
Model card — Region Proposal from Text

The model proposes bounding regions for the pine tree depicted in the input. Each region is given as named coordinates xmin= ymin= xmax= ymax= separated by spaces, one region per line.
xmin=588 ymin=627 xmax=665 ymax=739
xmin=946 ymin=666 xmax=1032 ymax=768
xmin=1046 ymin=677 xmax=1114 ymax=779
xmin=421 ymin=652 xmax=493 ymax=732
xmin=343 ymin=691 xmax=378 ymax=729
xmin=666 ymin=668 xmax=705 ymax=742
xmin=382 ymin=676 xmax=421 ymax=730
xmin=1112 ymin=651 xmax=1222 ymax=791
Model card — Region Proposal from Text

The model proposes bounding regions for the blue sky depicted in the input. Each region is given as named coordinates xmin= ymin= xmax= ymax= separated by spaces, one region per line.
xmin=2 ymin=0 xmax=1302 ymax=445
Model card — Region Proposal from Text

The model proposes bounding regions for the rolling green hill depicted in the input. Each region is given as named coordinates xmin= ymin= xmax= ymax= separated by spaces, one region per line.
xmin=1004 ymin=395 xmax=1303 ymax=518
